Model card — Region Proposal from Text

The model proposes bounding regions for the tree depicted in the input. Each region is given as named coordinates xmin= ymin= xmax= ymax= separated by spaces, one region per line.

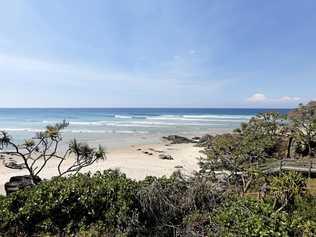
xmin=199 ymin=113 xmax=286 ymax=194
xmin=236 ymin=112 xmax=287 ymax=159
xmin=199 ymin=133 xmax=263 ymax=194
xmin=288 ymin=101 xmax=316 ymax=157
xmin=0 ymin=121 xmax=106 ymax=183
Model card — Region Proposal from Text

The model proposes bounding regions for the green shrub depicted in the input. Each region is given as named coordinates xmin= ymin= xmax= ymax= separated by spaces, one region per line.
xmin=1 ymin=170 xmax=315 ymax=236
xmin=0 ymin=170 xmax=139 ymax=236
xmin=136 ymin=172 xmax=221 ymax=236
xmin=290 ymin=195 xmax=316 ymax=236
xmin=210 ymin=197 xmax=290 ymax=236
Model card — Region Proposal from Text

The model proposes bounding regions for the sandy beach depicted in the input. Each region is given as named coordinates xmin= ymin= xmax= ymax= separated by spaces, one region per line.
xmin=0 ymin=140 xmax=205 ymax=194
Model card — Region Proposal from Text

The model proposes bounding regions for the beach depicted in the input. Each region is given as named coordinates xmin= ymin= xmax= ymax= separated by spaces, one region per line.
xmin=0 ymin=108 xmax=291 ymax=194
xmin=0 ymin=139 xmax=204 ymax=194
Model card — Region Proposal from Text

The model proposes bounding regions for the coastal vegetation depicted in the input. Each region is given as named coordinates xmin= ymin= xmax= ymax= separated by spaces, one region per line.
xmin=0 ymin=102 xmax=316 ymax=236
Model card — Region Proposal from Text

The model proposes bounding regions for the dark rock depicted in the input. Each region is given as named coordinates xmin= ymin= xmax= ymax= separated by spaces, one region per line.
xmin=174 ymin=165 xmax=183 ymax=169
xmin=4 ymin=161 xmax=26 ymax=169
xmin=143 ymin=151 xmax=153 ymax=155
xmin=196 ymin=134 xmax=214 ymax=147
xmin=162 ymin=135 xmax=193 ymax=144
xmin=5 ymin=175 xmax=41 ymax=195
xmin=159 ymin=154 xmax=174 ymax=160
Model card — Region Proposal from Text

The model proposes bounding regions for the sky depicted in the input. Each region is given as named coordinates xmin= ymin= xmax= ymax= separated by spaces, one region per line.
xmin=0 ymin=0 xmax=315 ymax=108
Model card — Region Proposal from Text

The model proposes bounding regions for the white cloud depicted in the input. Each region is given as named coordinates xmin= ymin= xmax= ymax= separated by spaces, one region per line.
xmin=247 ymin=93 xmax=302 ymax=104
xmin=247 ymin=93 xmax=267 ymax=103
xmin=279 ymin=96 xmax=301 ymax=102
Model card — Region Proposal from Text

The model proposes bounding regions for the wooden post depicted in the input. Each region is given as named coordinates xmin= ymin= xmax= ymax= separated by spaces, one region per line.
xmin=309 ymin=160 xmax=312 ymax=178
xmin=280 ymin=160 xmax=283 ymax=171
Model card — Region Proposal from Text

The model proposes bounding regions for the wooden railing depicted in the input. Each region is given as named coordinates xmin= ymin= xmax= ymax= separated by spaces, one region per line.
xmin=266 ymin=159 xmax=316 ymax=176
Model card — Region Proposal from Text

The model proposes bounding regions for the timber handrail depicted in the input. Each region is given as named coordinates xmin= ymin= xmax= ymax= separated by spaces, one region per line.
xmin=264 ymin=159 xmax=316 ymax=176
xmin=277 ymin=159 xmax=316 ymax=176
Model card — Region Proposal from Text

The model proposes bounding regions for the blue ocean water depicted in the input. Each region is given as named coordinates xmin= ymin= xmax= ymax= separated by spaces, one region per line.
xmin=0 ymin=108 xmax=290 ymax=147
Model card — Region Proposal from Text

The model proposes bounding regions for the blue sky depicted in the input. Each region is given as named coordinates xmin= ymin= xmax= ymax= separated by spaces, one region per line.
xmin=0 ymin=0 xmax=315 ymax=108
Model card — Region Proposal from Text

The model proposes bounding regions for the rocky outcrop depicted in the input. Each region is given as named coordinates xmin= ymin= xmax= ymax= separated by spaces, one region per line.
xmin=162 ymin=135 xmax=193 ymax=144
xmin=143 ymin=151 xmax=153 ymax=155
xmin=5 ymin=175 xmax=41 ymax=195
xmin=159 ymin=154 xmax=174 ymax=160
xmin=4 ymin=161 xmax=26 ymax=169
xmin=195 ymin=134 xmax=214 ymax=147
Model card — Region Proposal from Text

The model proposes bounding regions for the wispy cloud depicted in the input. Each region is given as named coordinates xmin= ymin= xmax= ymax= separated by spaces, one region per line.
xmin=279 ymin=96 xmax=301 ymax=102
xmin=246 ymin=93 xmax=267 ymax=103
xmin=247 ymin=93 xmax=301 ymax=104
xmin=0 ymin=53 xmax=232 ymax=107
xmin=0 ymin=52 xmax=227 ymax=85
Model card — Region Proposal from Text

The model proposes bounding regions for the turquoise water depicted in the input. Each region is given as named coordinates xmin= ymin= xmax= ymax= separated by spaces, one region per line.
xmin=0 ymin=108 xmax=289 ymax=147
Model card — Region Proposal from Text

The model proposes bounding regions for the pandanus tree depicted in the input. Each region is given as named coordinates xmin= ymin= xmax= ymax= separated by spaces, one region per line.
xmin=269 ymin=171 xmax=306 ymax=212
xmin=0 ymin=120 xmax=106 ymax=183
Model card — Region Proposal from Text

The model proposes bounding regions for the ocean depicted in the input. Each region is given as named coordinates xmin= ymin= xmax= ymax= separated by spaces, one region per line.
xmin=0 ymin=108 xmax=290 ymax=148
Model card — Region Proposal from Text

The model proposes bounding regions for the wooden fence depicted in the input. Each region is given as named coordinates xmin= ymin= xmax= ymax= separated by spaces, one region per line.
xmin=266 ymin=159 xmax=316 ymax=177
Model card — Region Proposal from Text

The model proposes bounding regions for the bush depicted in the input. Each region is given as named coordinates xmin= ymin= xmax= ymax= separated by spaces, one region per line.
xmin=210 ymin=194 xmax=316 ymax=237
xmin=1 ymin=169 xmax=315 ymax=236
xmin=136 ymin=172 xmax=222 ymax=236
xmin=0 ymin=170 xmax=139 ymax=236
xmin=290 ymin=195 xmax=316 ymax=236
xmin=0 ymin=171 xmax=223 ymax=236
xmin=210 ymin=196 xmax=290 ymax=236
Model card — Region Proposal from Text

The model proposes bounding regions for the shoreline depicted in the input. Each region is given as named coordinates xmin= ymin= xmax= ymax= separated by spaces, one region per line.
xmin=0 ymin=139 xmax=205 ymax=194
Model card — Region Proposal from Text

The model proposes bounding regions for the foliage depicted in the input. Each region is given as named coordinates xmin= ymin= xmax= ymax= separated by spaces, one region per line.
xmin=238 ymin=112 xmax=288 ymax=158
xmin=288 ymin=101 xmax=316 ymax=157
xmin=0 ymin=171 xmax=224 ymax=236
xmin=0 ymin=169 xmax=315 ymax=236
xmin=136 ymin=172 xmax=221 ymax=236
xmin=269 ymin=171 xmax=306 ymax=212
xmin=290 ymin=196 xmax=316 ymax=236
xmin=0 ymin=170 xmax=139 ymax=236
xmin=210 ymin=192 xmax=316 ymax=237
xmin=210 ymin=196 xmax=290 ymax=236
xmin=199 ymin=130 xmax=269 ymax=194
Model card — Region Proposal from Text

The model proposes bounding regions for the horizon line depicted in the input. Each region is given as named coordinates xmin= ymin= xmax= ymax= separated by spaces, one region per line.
xmin=0 ymin=106 xmax=293 ymax=109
